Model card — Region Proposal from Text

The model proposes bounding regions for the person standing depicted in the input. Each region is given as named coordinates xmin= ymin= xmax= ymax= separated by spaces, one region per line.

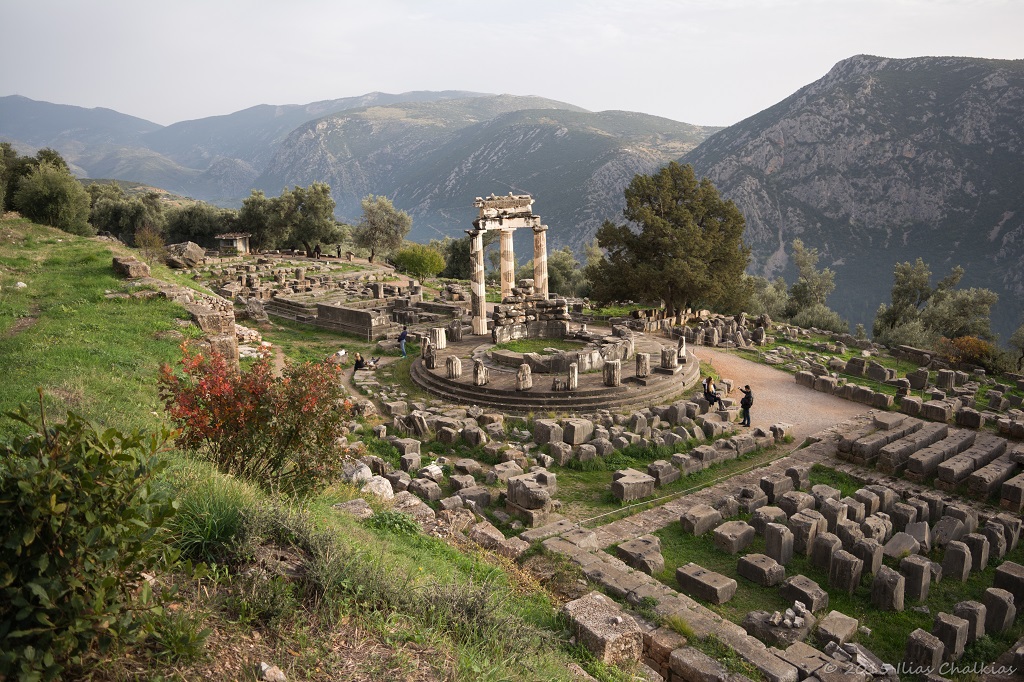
xmin=739 ymin=384 xmax=753 ymax=427
xmin=398 ymin=326 xmax=408 ymax=358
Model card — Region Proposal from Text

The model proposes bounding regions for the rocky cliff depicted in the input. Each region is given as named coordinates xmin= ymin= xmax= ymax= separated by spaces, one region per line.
xmin=682 ymin=55 xmax=1024 ymax=338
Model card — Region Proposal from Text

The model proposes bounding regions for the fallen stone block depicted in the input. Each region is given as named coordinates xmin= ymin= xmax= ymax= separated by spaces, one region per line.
xmin=563 ymin=591 xmax=643 ymax=665
xmin=676 ymin=562 xmax=737 ymax=604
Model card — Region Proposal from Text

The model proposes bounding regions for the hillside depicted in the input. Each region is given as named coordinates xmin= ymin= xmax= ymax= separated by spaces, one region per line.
xmin=0 ymin=92 xmax=719 ymax=251
xmin=682 ymin=54 xmax=1024 ymax=339
xmin=257 ymin=100 xmax=715 ymax=249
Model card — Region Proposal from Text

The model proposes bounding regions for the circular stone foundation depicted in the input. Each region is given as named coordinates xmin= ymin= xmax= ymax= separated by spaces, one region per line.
xmin=410 ymin=326 xmax=701 ymax=414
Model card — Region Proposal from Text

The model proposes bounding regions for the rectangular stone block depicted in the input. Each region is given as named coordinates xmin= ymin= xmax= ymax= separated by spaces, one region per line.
xmin=676 ymin=562 xmax=737 ymax=604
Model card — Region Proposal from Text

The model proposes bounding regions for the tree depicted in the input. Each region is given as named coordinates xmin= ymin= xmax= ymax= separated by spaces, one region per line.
xmin=354 ymin=195 xmax=411 ymax=263
xmin=13 ymin=161 xmax=92 ymax=235
xmin=164 ymin=202 xmax=235 ymax=244
xmin=873 ymin=261 xmax=998 ymax=347
xmin=747 ymin=275 xmax=789 ymax=320
xmin=787 ymin=239 xmax=836 ymax=312
xmin=88 ymin=187 xmax=164 ymax=241
xmin=276 ymin=183 xmax=343 ymax=255
xmin=586 ymin=162 xmax=750 ymax=316
xmin=518 ymin=246 xmax=590 ymax=297
xmin=392 ymin=243 xmax=446 ymax=280
xmin=237 ymin=189 xmax=278 ymax=250
xmin=1009 ymin=322 xmax=1024 ymax=371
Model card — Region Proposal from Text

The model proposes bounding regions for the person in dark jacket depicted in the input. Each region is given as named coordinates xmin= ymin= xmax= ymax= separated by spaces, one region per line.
xmin=739 ymin=385 xmax=753 ymax=427
xmin=398 ymin=326 xmax=408 ymax=358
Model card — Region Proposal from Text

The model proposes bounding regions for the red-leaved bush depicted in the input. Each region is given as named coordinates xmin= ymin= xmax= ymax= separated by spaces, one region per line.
xmin=936 ymin=335 xmax=1003 ymax=374
xmin=158 ymin=344 xmax=353 ymax=494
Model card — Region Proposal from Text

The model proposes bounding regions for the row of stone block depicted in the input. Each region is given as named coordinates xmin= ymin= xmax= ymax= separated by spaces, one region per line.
xmin=795 ymin=370 xmax=894 ymax=409
xmin=906 ymin=588 xmax=1018 ymax=671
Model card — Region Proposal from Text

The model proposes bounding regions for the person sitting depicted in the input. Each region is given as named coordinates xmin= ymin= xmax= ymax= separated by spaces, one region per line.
xmin=353 ymin=352 xmax=367 ymax=371
xmin=703 ymin=376 xmax=724 ymax=410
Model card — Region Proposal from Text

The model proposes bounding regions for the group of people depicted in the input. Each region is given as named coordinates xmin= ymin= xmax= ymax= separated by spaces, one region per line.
xmin=702 ymin=376 xmax=754 ymax=428
xmin=351 ymin=325 xmax=408 ymax=371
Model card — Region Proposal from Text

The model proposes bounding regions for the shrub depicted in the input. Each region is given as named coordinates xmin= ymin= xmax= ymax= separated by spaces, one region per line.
xmin=936 ymin=335 xmax=1008 ymax=374
xmin=391 ymin=243 xmax=446 ymax=280
xmin=0 ymin=402 xmax=177 ymax=680
xmin=158 ymin=345 xmax=354 ymax=495
xmin=790 ymin=303 xmax=848 ymax=334
xmin=168 ymin=473 xmax=253 ymax=565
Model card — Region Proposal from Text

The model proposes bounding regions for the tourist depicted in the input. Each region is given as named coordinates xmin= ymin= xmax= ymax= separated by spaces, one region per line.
xmin=353 ymin=352 xmax=367 ymax=371
xmin=398 ymin=326 xmax=408 ymax=358
xmin=336 ymin=244 xmax=342 ymax=259
xmin=739 ymin=384 xmax=753 ymax=427
xmin=313 ymin=243 xmax=322 ymax=259
xmin=703 ymin=376 xmax=724 ymax=410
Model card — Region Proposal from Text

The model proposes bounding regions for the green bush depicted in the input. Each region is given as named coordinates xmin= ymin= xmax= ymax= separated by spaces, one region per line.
xmin=790 ymin=303 xmax=848 ymax=334
xmin=146 ymin=609 xmax=210 ymax=663
xmin=0 ymin=402 xmax=177 ymax=680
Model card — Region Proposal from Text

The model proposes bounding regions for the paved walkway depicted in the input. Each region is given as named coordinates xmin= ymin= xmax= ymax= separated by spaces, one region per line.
xmin=691 ymin=345 xmax=867 ymax=443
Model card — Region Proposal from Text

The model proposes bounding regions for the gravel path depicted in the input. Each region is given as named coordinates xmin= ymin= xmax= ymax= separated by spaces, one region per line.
xmin=692 ymin=346 xmax=868 ymax=442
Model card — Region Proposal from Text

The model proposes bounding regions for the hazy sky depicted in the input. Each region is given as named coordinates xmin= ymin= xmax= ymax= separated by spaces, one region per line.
xmin=2 ymin=0 xmax=1021 ymax=127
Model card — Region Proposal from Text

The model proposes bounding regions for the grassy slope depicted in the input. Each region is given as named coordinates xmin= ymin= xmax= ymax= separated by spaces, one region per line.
xmin=0 ymin=218 xmax=615 ymax=682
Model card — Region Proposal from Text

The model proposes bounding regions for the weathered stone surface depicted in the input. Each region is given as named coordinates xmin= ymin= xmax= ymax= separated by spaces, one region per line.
xmin=906 ymin=521 xmax=932 ymax=554
xmin=983 ymin=587 xmax=1017 ymax=634
xmin=883 ymin=532 xmax=921 ymax=560
xmin=760 ymin=473 xmax=794 ymax=503
xmin=932 ymin=516 xmax=965 ymax=548
xmin=904 ymin=628 xmax=943 ymax=674
xmin=533 ymin=419 xmax=563 ymax=445
xmin=676 ymin=562 xmax=737 ymax=604
xmin=616 ymin=535 xmax=665 ymax=575
xmin=610 ymin=469 xmax=655 ymax=502
xmin=766 ymin=523 xmax=795 ymax=566
xmin=942 ymin=541 xmax=973 ymax=583
xmin=962 ymin=533 xmax=990 ymax=573
xmin=408 ymin=477 xmax=442 ymax=502
xmin=680 ymin=504 xmax=723 ymax=536
xmin=817 ymin=610 xmax=858 ymax=646
xmin=713 ymin=520 xmax=755 ymax=554
xmin=900 ymin=554 xmax=933 ymax=602
xmin=828 ymin=550 xmax=863 ymax=595
xmin=840 ymin=496 xmax=866 ymax=524
xmin=852 ymin=537 xmax=883 ymax=576
xmin=738 ymin=553 xmax=785 ymax=587
xmin=778 ymin=491 xmax=815 ymax=519
xmin=780 ymin=575 xmax=829 ymax=613
xmin=810 ymin=532 xmax=842 ymax=572
xmin=647 ymin=459 xmax=680 ymax=487
xmin=752 ymin=505 xmax=788 ymax=534
xmin=563 ymin=418 xmax=595 ymax=445
xmin=871 ymin=565 xmax=905 ymax=612
xmin=994 ymin=561 xmax=1024 ymax=606
xmin=932 ymin=612 xmax=968 ymax=662
xmin=953 ymin=600 xmax=986 ymax=644
xmin=563 ymin=592 xmax=643 ymax=665
xmin=668 ymin=647 xmax=731 ymax=682
xmin=820 ymin=498 xmax=848 ymax=534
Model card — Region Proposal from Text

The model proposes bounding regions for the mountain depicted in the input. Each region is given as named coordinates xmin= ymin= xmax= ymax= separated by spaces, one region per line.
xmin=254 ymin=97 xmax=715 ymax=248
xmin=682 ymin=55 xmax=1024 ymax=340
xmin=0 ymin=93 xmax=718 ymax=242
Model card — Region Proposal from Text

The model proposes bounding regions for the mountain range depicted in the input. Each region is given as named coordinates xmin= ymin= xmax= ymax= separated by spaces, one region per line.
xmin=3 ymin=54 xmax=1023 ymax=338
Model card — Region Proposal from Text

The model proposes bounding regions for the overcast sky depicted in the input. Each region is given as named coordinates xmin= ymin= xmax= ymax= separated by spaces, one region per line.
xmin=2 ymin=0 xmax=1021 ymax=127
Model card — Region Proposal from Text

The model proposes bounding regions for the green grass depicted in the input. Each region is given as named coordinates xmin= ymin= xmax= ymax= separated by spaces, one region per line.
xmin=554 ymin=441 xmax=790 ymax=523
xmin=0 ymin=217 xmax=613 ymax=681
xmin=260 ymin=317 xmax=378 ymax=365
xmin=0 ymin=219 xmax=192 ymax=436
xmin=493 ymin=338 xmax=585 ymax=354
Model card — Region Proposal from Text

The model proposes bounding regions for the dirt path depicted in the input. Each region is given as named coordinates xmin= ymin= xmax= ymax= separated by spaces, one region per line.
xmin=692 ymin=346 xmax=867 ymax=442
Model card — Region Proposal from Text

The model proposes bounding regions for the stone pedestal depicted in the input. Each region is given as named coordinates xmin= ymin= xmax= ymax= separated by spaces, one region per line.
xmin=446 ymin=355 xmax=462 ymax=379
xmin=635 ymin=353 xmax=651 ymax=378
xmin=516 ymin=364 xmax=532 ymax=391
xmin=603 ymin=359 xmax=621 ymax=387
xmin=429 ymin=326 xmax=447 ymax=350
xmin=473 ymin=358 xmax=488 ymax=386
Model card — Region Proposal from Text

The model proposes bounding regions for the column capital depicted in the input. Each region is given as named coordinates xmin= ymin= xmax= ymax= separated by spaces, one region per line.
xmin=532 ymin=224 xmax=549 ymax=233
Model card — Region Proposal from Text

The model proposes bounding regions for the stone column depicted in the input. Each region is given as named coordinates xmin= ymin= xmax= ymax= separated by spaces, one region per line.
xmin=661 ymin=348 xmax=678 ymax=370
xmin=469 ymin=229 xmax=487 ymax=335
xmin=532 ymin=225 xmax=549 ymax=300
xmin=500 ymin=228 xmax=515 ymax=300
xmin=603 ymin=360 xmax=621 ymax=387
xmin=568 ymin=362 xmax=579 ymax=390
xmin=516 ymin=364 xmax=532 ymax=391
xmin=636 ymin=353 xmax=651 ymax=378
xmin=446 ymin=356 xmax=462 ymax=379
xmin=429 ymin=327 xmax=447 ymax=351
xmin=473 ymin=358 xmax=488 ymax=386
